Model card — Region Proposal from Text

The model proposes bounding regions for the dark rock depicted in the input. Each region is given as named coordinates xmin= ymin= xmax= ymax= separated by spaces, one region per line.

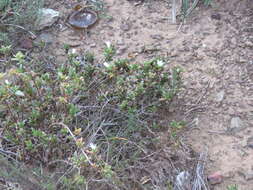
xmin=211 ymin=13 xmax=221 ymax=20
xmin=19 ymin=37 xmax=33 ymax=49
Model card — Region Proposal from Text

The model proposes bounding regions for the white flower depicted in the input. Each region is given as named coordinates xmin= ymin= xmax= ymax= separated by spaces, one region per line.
xmin=103 ymin=62 xmax=111 ymax=68
xmin=157 ymin=60 xmax=165 ymax=67
xmin=15 ymin=90 xmax=25 ymax=97
xmin=70 ymin=48 xmax=77 ymax=54
xmin=105 ymin=41 xmax=112 ymax=48
xmin=89 ymin=143 xmax=97 ymax=150
xmin=5 ymin=80 xmax=10 ymax=85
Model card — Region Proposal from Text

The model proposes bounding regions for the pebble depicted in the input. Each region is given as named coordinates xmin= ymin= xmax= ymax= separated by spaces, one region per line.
xmin=207 ymin=171 xmax=223 ymax=185
xmin=116 ymin=39 xmax=125 ymax=46
xmin=150 ymin=34 xmax=164 ymax=40
xmin=230 ymin=117 xmax=246 ymax=133
xmin=247 ymin=136 xmax=253 ymax=149
xmin=120 ymin=23 xmax=131 ymax=31
xmin=211 ymin=13 xmax=221 ymax=20
xmin=90 ymin=43 xmax=96 ymax=48
xmin=117 ymin=46 xmax=128 ymax=55
xmin=215 ymin=90 xmax=225 ymax=102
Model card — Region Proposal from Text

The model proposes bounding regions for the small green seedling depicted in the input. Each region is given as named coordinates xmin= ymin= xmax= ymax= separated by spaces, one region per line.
xmin=0 ymin=45 xmax=12 ymax=55
xmin=104 ymin=42 xmax=115 ymax=62
xmin=227 ymin=184 xmax=238 ymax=190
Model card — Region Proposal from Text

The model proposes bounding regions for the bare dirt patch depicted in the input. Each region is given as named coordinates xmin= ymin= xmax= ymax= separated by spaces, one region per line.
xmin=38 ymin=0 xmax=253 ymax=189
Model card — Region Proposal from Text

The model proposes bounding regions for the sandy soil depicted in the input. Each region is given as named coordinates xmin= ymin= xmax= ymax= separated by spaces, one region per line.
xmin=36 ymin=0 xmax=253 ymax=189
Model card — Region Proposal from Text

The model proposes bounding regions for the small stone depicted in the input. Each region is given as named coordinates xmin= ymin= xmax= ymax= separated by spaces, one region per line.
xmin=120 ymin=23 xmax=130 ymax=31
xmin=150 ymin=34 xmax=164 ymax=41
xmin=208 ymin=172 xmax=223 ymax=185
xmin=215 ymin=90 xmax=225 ymax=102
xmin=117 ymin=46 xmax=128 ymax=55
xmin=36 ymin=8 xmax=60 ymax=30
xmin=116 ymin=39 xmax=125 ymax=46
xmin=90 ymin=43 xmax=96 ymax=48
xmin=211 ymin=13 xmax=221 ymax=20
xmin=245 ymin=40 xmax=253 ymax=48
xmin=247 ymin=136 xmax=253 ymax=149
xmin=230 ymin=117 xmax=246 ymax=133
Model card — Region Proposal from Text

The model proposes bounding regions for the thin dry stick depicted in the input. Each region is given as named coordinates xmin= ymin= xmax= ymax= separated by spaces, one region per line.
xmin=172 ymin=0 xmax=177 ymax=24
xmin=0 ymin=149 xmax=18 ymax=157
xmin=51 ymin=122 xmax=93 ymax=166
xmin=186 ymin=0 xmax=200 ymax=17
xmin=1 ymin=23 xmax=37 ymax=39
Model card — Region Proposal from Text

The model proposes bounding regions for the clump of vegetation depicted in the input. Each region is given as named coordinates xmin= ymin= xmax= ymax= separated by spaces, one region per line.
xmin=227 ymin=184 xmax=238 ymax=190
xmin=0 ymin=43 xmax=182 ymax=189
xmin=181 ymin=0 xmax=213 ymax=18
xmin=0 ymin=0 xmax=43 ymax=46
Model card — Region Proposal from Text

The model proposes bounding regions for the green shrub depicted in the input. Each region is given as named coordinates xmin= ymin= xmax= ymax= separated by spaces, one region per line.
xmin=0 ymin=45 xmax=182 ymax=188
xmin=181 ymin=0 xmax=212 ymax=18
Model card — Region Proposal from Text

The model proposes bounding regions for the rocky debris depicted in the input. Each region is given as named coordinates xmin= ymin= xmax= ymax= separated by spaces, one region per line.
xmin=207 ymin=171 xmax=223 ymax=185
xmin=229 ymin=117 xmax=246 ymax=133
xmin=215 ymin=90 xmax=225 ymax=102
xmin=36 ymin=8 xmax=60 ymax=30
xmin=247 ymin=136 xmax=253 ymax=149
